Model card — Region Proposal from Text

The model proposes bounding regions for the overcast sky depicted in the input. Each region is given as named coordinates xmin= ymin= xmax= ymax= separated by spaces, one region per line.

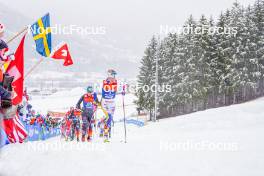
xmin=0 ymin=0 xmax=256 ymax=56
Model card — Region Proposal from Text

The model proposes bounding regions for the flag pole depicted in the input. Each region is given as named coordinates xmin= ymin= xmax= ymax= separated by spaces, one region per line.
xmin=24 ymin=58 xmax=44 ymax=79
xmin=7 ymin=26 xmax=28 ymax=44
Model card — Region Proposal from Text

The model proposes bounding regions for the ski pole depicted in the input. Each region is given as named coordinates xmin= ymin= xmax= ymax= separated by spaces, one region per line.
xmin=91 ymin=106 xmax=98 ymax=138
xmin=122 ymin=85 xmax=127 ymax=143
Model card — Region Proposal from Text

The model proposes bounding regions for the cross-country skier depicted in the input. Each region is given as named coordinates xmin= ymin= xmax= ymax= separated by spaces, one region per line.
xmin=60 ymin=114 xmax=68 ymax=140
xmin=66 ymin=107 xmax=81 ymax=141
xmin=64 ymin=114 xmax=72 ymax=141
xmin=101 ymin=69 xmax=118 ymax=142
xmin=76 ymin=85 xmax=99 ymax=142
xmin=97 ymin=113 xmax=110 ymax=140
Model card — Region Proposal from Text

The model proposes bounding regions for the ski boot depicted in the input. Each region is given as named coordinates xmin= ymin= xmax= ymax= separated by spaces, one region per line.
xmin=81 ymin=135 xmax=86 ymax=142
xmin=70 ymin=134 xmax=74 ymax=141
xmin=104 ymin=139 xmax=110 ymax=143
xmin=87 ymin=128 xmax=92 ymax=142
xmin=76 ymin=130 xmax=80 ymax=142
xmin=87 ymin=136 xmax=92 ymax=142
xmin=103 ymin=128 xmax=110 ymax=143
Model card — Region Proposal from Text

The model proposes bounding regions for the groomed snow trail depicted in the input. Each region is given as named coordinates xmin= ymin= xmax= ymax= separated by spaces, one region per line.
xmin=1 ymin=97 xmax=264 ymax=176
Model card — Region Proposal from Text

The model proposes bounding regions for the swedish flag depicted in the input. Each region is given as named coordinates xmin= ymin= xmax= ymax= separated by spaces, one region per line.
xmin=30 ymin=13 xmax=52 ymax=57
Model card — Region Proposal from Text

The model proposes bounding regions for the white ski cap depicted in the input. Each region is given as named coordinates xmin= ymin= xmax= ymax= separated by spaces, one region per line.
xmin=107 ymin=69 xmax=117 ymax=78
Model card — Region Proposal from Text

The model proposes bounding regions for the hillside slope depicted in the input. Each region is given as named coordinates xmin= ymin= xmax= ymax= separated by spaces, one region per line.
xmin=0 ymin=96 xmax=264 ymax=176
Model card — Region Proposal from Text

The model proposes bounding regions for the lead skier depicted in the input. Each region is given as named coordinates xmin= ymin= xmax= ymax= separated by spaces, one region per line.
xmin=101 ymin=69 xmax=118 ymax=142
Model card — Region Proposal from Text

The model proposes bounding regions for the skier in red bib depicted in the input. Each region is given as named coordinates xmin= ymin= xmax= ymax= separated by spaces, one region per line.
xmin=76 ymin=85 xmax=99 ymax=142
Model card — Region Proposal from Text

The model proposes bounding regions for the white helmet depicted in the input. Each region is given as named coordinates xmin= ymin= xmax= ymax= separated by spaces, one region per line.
xmin=0 ymin=23 xmax=5 ymax=34
xmin=107 ymin=69 xmax=117 ymax=78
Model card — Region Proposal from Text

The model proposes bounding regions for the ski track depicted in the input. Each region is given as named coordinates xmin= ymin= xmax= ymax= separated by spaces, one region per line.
xmin=1 ymin=95 xmax=264 ymax=176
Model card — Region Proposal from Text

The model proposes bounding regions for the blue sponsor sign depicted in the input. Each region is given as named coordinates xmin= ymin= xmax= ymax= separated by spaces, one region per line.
xmin=126 ymin=119 xmax=145 ymax=127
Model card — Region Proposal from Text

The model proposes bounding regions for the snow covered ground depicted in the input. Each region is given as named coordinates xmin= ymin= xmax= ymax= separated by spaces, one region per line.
xmin=0 ymin=92 xmax=264 ymax=176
